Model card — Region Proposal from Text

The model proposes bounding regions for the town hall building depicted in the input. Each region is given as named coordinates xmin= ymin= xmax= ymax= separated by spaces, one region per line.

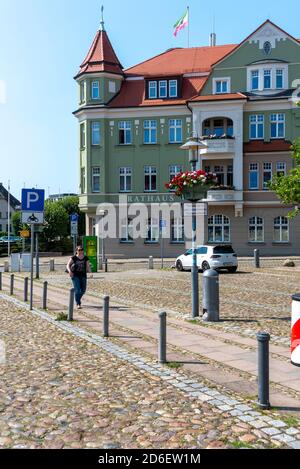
xmin=74 ymin=19 xmax=300 ymax=257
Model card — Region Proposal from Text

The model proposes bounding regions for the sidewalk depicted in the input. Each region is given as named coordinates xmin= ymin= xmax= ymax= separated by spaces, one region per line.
xmin=2 ymin=273 xmax=300 ymax=412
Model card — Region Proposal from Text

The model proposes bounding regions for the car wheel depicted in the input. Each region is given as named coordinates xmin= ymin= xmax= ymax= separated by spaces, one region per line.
xmin=176 ymin=260 xmax=184 ymax=271
xmin=202 ymin=261 xmax=210 ymax=271
xmin=227 ymin=266 xmax=237 ymax=273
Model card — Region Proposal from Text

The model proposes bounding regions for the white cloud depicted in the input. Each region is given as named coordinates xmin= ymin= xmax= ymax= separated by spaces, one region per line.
xmin=0 ymin=80 xmax=7 ymax=104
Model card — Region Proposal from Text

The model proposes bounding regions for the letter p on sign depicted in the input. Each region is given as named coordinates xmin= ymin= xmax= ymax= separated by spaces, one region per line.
xmin=21 ymin=189 xmax=45 ymax=212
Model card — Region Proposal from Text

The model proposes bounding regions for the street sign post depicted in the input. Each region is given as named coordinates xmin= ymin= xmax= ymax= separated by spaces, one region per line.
xmin=21 ymin=189 xmax=45 ymax=310
xmin=70 ymin=214 xmax=79 ymax=253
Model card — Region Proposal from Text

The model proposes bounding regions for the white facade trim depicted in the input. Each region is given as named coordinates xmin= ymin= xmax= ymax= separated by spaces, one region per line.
xmin=76 ymin=106 xmax=191 ymax=121
xmin=183 ymin=72 xmax=210 ymax=77
xmin=75 ymin=72 xmax=124 ymax=82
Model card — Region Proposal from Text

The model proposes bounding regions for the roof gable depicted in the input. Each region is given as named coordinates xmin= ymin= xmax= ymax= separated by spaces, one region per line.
xmin=213 ymin=20 xmax=300 ymax=67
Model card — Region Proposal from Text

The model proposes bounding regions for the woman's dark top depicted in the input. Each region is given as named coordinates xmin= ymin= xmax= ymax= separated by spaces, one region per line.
xmin=71 ymin=255 xmax=89 ymax=278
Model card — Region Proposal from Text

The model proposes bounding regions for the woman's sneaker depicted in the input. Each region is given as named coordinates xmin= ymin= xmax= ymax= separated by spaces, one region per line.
xmin=77 ymin=304 xmax=82 ymax=310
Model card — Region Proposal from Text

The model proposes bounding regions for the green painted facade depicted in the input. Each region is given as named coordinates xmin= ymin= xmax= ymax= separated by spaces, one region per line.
xmin=74 ymin=21 xmax=300 ymax=256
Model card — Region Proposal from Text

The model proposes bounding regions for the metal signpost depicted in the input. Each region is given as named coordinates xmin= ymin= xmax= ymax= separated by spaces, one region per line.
xmin=21 ymin=189 xmax=45 ymax=310
xmin=70 ymin=214 xmax=79 ymax=253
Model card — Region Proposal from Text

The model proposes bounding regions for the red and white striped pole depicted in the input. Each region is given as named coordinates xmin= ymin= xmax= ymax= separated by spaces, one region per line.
xmin=291 ymin=294 xmax=300 ymax=366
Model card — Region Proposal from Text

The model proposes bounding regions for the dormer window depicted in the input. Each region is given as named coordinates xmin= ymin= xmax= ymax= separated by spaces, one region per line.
xmin=159 ymin=80 xmax=167 ymax=98
xmin=212 ymin=77 xmax=231 ymax=94
xmin=248 ymin=64 xmax=288 ymax=92
xmin=148 ymin=81 xmax=157 ymax=99
xmin=276 ymin=69 xmax=283 ymax=89
xmin=251 ymin=71 xmax=259 ymax=90
xmin=169 ymin=80 xmax=178 ymax=98
xmin=263 ymin=69 xmax=271 ymax=89
xmin=147 ymin=79 xmax=179 ymax=99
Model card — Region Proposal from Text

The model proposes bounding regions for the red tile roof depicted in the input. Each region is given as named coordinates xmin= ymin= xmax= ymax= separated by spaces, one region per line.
xmin=190 ymin=92 xmax=247 ymax=102
xmin=109 ymin=76 xmax=207 ymax=108
xmin=75 ymin=29 xmax=123 ymax=79
xmin=125 ymin=45 xmax=236 ymax=77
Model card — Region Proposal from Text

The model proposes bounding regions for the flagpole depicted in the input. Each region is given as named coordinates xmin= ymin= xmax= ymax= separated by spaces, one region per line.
xmin=187 ymin=6 xmax=190 ymax=48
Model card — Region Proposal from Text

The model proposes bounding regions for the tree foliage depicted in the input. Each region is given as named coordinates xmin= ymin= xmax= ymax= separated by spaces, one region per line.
xmin=269 ymin=137 xmax=300 ymax=218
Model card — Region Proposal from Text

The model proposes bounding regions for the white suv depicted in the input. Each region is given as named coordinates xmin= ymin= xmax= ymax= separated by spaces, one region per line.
xmin=175 ymin=245 xmax=238 ymax=273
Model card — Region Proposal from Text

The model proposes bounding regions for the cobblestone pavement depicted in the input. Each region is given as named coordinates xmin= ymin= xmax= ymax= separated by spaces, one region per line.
xmin=36 ymin=263 xmax=300 ymax=340
xmin=0 ymin=297 xmax=297 ymax=449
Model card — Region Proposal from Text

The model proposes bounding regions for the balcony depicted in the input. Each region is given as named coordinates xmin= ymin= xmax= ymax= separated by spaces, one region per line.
xmin=200 ymin=137 xmax=235 ymax=156
xmin=205 ymin=188 xmax=243 ymax=203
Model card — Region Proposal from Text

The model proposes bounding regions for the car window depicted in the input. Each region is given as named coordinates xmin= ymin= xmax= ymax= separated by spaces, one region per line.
xmin=197 ymin=247 xmax=208 ymax=255
xmin=213 ymin=245 xmax=235 ymax=254
xmin=185 ymin=249 xmax=193 ymax=255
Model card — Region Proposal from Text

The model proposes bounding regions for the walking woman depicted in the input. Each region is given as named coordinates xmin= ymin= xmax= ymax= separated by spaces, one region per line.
xmin=66 ymin=245 xmax=92 ymax=309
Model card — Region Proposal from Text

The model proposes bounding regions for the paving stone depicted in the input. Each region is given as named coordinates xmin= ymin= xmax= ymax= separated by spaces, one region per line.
xmin=260 ymin=427 xmax=282 ymax=436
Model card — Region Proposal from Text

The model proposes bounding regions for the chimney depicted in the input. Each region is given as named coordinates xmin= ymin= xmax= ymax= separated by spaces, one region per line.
xmin=210 ymin=32 xmax=216 ymax=47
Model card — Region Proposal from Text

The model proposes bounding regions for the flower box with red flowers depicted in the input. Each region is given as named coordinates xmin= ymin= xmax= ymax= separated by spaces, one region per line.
xmin=165 ymin=170 xmax=218 ymax=202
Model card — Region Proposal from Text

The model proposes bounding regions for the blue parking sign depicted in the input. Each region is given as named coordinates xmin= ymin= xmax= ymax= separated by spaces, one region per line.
xmin=21 ymin=189 xmax=45 ymax=212
xmin=70 ymin=213 xmax=79 ymax=222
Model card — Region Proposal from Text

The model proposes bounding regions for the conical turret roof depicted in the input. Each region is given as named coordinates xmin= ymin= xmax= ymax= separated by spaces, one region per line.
xmin=75 ymin=29 xmax=123 ymax=79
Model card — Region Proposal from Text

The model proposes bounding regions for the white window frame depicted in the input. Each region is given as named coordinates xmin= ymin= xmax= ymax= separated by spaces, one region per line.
xmin=144 ymin=166 xmax=157 ymax=192
xmin=91 ymin=121 xmax=100 ymax=146
xmin=91 ymin=81 xmax=100 ymax=100
xmin=169 ymin=80 xmax=178 ymax=98
xmin=81 ymin=167 xmax=86 ymax=194
xmin=270 ymin=113 xmax=285 ymax=139
xmin=247 ymin=64 xmax=288 ymax=92
xmin=276 ymin=162 xmax=286 ymax=177
xmin=159 ymin=80 xmax=167 ymax=98
xmin=119 ymin=167 xmax=132 ymax=192
xmin=274 ymin=216 xmax=289 ymax=243
xmin=263 ymin=162 xmax=272 ymax=190
xmin=148 ymin=81 xmax=157 ymax=99
xmin=80 ymin=81 xmax=85 ymax=102
xmin=91 ymin=167 xmax=100 ymax=193
xmin=143 ymin=120 xmax=157 ymax=144
xmin=171 ymin=217 xmax=184 ymax=243
xmin=208 ymin=215 xmax=230 ymax=243
xmin=169 ymin=119 xmax=183 ymax=143
xmin=248 ymin=217 xmax=264 ymax=243
xmin=213 ymin=77 xmax=231 ymax=94
xmin=146 ymin=218 xmax=159 ymax=243
xmin=251 ymin=70 xmax=259 ymax=91
xmin=249 ymin=163 xmax=259 ymax=190
xmin=169 ymin=164 xmax=183 ymax=180
xmin=80 ymin=123 xmax=86 ymax=148
xmin=263 ymin=69 xmax=272 ymax=89
xmin=118 ymin=121 xmax=132 ymax=145
xmin=276 ymin=69 xmax=284 ymax=89
xmin=120 ymin=218 xmax=134 ymax=243
xmin=249 ymin=114 xmax=264 ymax=140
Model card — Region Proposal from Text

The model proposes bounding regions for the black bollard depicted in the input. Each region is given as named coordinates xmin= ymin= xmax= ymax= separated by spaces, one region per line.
xmin=24 ymin=277 xmax=29 ymax=302
xmin=42 ymin=281 xmax=48 ymax=309
xmin=254 ymin=249 xmax=260 ymax=268
xmin=103 ymin=295 xmax=109 ymax=337
xmin=257 ymin=331 xmax=270 ymax=409
xmin=10 ymin=274 xmax=14 ymax=296
xmin=158 ymin=311 xmax=167 ymax=364
xmin=68 ymin=288 xmax=75 ymax=321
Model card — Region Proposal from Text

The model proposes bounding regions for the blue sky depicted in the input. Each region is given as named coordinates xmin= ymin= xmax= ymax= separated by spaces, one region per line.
xmin=0 ymin=0 xmax=299 ymax=199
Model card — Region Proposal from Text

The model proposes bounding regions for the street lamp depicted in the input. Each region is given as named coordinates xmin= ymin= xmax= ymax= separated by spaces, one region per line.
xmin=180 ymin=135 xmax=208 ymax=318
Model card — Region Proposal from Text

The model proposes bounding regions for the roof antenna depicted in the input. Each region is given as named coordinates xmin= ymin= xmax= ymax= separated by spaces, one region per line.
xmin=210 ymin=14 xmax=216 ymax=46
xmin=100 ymin=5 xmax=105 ymax=31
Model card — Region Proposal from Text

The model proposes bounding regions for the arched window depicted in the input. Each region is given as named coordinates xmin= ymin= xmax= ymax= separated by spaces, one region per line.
xmin=208 ymin=215 xmax=230 ymax=242
xmin=249 ymin=217 xmax=264 ymax=242
xmin=274 ymin=216 xmax=289 ymax=242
